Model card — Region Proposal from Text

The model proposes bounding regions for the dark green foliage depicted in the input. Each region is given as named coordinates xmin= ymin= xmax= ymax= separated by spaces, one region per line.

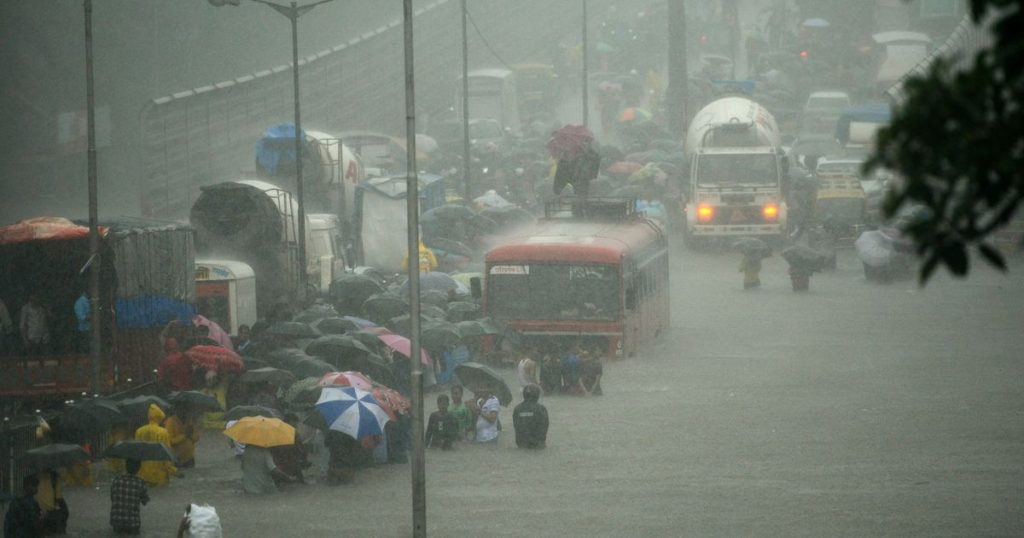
xmin=865 ymin=0 xmax=1024 ymax=283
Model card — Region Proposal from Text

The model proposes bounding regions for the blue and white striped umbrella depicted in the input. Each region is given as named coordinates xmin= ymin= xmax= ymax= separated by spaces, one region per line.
xmin=315 ymin=386 xmax=392 ymax=440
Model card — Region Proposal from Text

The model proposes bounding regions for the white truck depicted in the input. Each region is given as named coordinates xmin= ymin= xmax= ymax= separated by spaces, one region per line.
xmin=190 ymin=179 xmax=346 ymax=316
xmin=684 ymin=96 xmax=788 ymax=244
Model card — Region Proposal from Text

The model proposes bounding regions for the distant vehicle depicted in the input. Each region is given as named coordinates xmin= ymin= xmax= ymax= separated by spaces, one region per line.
xmin=511 ymin=63 xmax=558 ymax=121
xmin=353 ymin=174 xmax=446 ymax=273
xmin=813 ymin=157 xmax=868 ymax=244
xmin=872 ymin=31 xmax=931 ymax=92
xmin=683 ymin=96 xmax=788 ymax=245
xmin=835 ymin=103 xmax=891 ymax=158
xmin=195 ymin=259 xmax=257 ymax=336
xmin=799 ymin=90 xmax=851 ymax=138
xmin=0 ymin=217 xmax=195 ymax=398
xmin=457 ymin=68 xmax=521 ymax=134
xmin=483 ymin=198 xmax=669 ymax=359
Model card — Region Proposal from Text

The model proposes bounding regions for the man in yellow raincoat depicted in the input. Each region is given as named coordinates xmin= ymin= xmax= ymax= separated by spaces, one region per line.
xmin=164 ymin=408 xmax=200 ymax=468
xmin=401 ymin=240 xmax=438 ymax=273
xmin=133 ymin=404 xmax=178 ymax=486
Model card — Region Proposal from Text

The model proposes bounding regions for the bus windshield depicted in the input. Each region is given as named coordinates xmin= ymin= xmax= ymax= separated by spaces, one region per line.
xmin=696 ymin=153 xmax=779 ymax=186
xmin=487 ymin=263 xmax=619 ymax=321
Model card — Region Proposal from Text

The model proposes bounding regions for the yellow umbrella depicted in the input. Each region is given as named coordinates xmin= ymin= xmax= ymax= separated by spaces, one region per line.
xmin=223 ymin=416 xmax=295 ymax=448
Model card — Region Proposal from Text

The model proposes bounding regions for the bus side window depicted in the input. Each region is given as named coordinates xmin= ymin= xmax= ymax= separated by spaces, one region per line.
xmin=625 ymin=285 xmax=637 ymax=311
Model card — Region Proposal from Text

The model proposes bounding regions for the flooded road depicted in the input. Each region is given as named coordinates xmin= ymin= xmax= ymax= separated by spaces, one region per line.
xmin=65 ymin=246 xmax=1024 ymax=536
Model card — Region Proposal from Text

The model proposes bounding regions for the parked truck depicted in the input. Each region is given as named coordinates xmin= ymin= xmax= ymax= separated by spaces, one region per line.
xmin=683 ymin=96 xmax=788 ymax=245
xmin=190 ymin=179 xmax=345 ymax=317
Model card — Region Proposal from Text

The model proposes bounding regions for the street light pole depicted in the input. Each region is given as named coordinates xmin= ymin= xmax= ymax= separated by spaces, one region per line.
xmin=84 ymin=0 xmax=102 ymax=394
xmin=460 ymin=0 xmax=471 ymax=202
xmin=220 ymin=0 xmax=337 ymax=300
xmin=581 ymin=0 xmax=589 ymax=127
xmin=401 ymin=1 xmax=426 ymax=536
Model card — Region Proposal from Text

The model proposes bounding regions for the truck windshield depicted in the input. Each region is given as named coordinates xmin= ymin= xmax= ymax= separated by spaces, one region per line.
xmin=487 ymin=264 xmax=619 ymax=321
xmin=696 ymin=154 xmax=779 ymax=186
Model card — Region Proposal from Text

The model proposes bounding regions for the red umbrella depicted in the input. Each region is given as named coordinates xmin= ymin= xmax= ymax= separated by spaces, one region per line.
xmin=371 ymin=385 xmax=410 ymax=418
xmin=378 ymin=334 xmax=431 ymax=366
xmin=546 ymin=125 xmax=594 ymax=161
xmin=186 ymin=345 xmax=245 ymax=374
xmin=318 ymin=371 xmax=374 ymax=391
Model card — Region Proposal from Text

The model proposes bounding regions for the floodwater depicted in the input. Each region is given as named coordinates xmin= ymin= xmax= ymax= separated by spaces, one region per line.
xmin=63 ymin=247 xmax=1024 ymax=536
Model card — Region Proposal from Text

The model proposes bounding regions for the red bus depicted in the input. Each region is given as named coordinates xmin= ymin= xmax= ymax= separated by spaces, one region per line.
xmin=483 ymin=199 xmax=669 ymax=359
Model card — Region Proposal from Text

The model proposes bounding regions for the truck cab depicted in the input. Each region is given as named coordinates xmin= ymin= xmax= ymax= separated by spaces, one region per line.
xmin=195 ymin=260 xmax=257 ymax=336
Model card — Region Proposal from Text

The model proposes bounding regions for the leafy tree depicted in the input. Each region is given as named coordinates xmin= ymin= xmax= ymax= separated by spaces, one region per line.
xmin=865 ymin=0 xmax=1024 ymax=282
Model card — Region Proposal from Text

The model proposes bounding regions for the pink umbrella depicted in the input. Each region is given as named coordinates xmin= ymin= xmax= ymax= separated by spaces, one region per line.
xmin=193 ymin=315 xmax=234 ymax=351
xmin=546 ymin=125 xmax=594 ymax=161
xmin=318 ymin=371 xmax=374 ymax=391
xmin=378 ymin=334 xmax=432 ymax=366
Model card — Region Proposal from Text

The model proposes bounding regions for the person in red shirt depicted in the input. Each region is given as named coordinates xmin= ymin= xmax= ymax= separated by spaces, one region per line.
xmin=157 ymin=338 xmax=192 ymax=391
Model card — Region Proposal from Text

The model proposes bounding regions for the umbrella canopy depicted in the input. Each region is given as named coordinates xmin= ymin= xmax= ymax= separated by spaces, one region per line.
xmin=318 ymin=371 xmax=374 ymax=391
xmin=361 ymin=294 xmax=409 ymax=325
xmin=316 ymin=316 xmax=376 ymax=335
xmin=732 ymin=237 xmax=772 ymax=258
xmin=398 ymin=271 xmax=463 ymax=296
xmin=327 ymin=353 xmax=394 ymax=386
xmin=283 ymin=377 xmax=323 ymax=406
xmin=289 ymin=357 xmax=336 ymax=379
xmin=378 ymin=334 xmax=432 ymax=366
xmin=266 ymin=321 xmax=320 ymax=339
xmin=117 ymin=395 xmax=172 ymax=423
xmin=371 ymin=385 xmax=411 ymax=417
xmin=186 ymin=345 xmax=245 ymax=374
xmin=315 ymin=386 xmax=392 ymax=440
xmin=421 ymin=204 xmax=476 ymax=223
xmin=422 ymin=323 xmax=463 ymax=351
xmin=63 ymin=399 xmax=124 ymax=432
xmin=103 ymin=440 xmax=176 ymax=462
xmin=239 ymin=367 xmax=296 ymax=386
xmin=454 ymin=362 xmax=513 ymax=406
xmin=855 ymin=230 xmax=896 ymax=268
xmin=330 ymin=274 xmax=385 ymax=307
xmin=446 ymin=301 xmax=480 ymax=322
xmin=293 ymin=304 xmax=340 ymax=324
xmin=306 ymin=335 xmax=373 ymax=359
xmin=782 ymin=245 xmax=828 ymax=271
xmin=168 ymin=391 xmax=223 ymax=412
xmin=223 ymin=416 xmax=295 ymax=448
xmin=18 ymin=444 xmax=89 ymax=473
xmin=223 ymin=405 xmax=282 ymax=422
xmin=192 ymin=314 xmax=235 ymax=350
xmin=420 ymin=289 xmax=451 ymax=309
xmin=547 ymin=124 xmax=595 ymax=161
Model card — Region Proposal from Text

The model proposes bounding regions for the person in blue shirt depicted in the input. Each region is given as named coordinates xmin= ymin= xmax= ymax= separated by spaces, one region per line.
xmin=74 ymin=291 xmax=90 ymax=353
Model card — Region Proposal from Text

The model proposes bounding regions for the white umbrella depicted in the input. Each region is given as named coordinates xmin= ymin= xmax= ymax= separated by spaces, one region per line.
xmin=855 ymin=230 xmax=895 ymax=268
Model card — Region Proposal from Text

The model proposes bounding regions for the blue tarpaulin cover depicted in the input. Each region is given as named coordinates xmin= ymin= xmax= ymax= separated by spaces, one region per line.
xmin=256 ymin=123 xmax=306 ymax=175
xmin=835 ymin=104 xmax=892 ymax=144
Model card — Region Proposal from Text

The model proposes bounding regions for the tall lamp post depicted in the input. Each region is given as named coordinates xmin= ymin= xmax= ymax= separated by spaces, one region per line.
xmin=210 ymin=0 xmax=337 ymax=298
xmin=84 ymin=0 xmax=102 ymax=394
xmin=401 ymin=1 xmax=426 ymax=535
xmin=582 ymin=0 xmax=589 ymax=127
xmin=460 ymin=0 xmax=471 ymax=202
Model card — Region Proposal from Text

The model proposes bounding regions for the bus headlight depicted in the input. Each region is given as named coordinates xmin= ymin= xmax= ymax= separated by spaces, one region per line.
xmin=697 ymin=204 xmax=714 ymax=223
xmin=762 ymin=203 xmax=779 ymax=221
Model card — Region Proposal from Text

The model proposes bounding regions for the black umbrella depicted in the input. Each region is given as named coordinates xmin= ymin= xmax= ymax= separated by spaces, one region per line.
xmin=420 ymin=289 xmax=451 ymax=309
xmin=103 ymin=440 xmax=176 ymax=463
xmin=732 ymin=237 xmax=772 ymax=258
xmin=422 ymin=323 xmax=463 ymax=352
xmin=238 ymin=367 xmax=296 ymax=386
xmin=782 ymin=245 xmax=827 ymax=272
xmin=362 ymin=294 xmax=408 ymax=325
xmin=306 ymin=335 xmax=373 ymax=359
xmin=316 ymin=317 xmax=363 ymax=335
xmin=388 ymin=314 xmax=436 ymax=338
xmin=17 ymin=444 xmax=89 ymax=473
xmin=422 ymin=204 xmax=475 ymax=222
xmin=63 ymin=399 xmax=124 ymax=432
xmin=331 ymin=274 xmax=385 ymax=307
xmin=266 ymin=321 xmax=321 ymax=339
xmin=454 ymin=362 xmax=513 ymax=406
xmin=283 ymin=377 xmax=322 ymax=406
xmin=424 ymin=237 xmax=474 ymax=258
xmin=117 ymin=395 xmax=172 ymax=423
xmin=293 ymin=304 xmax=340 ymax=324
xmin=289 ymin=357 xmax=336 ymax=378
xmin=265 ymin=348 xmax=309 ymax=370
xmin=421 ymin=304 xmax=448 ymax=320
xmin=242 ymin=356 xmax=269 ymax=370
xmin=348 ymin=330 xmax=387 ymax=353
xmin=223 ymin=405 xmax=282 ymax=421
xmin=329 ymin=354 xmax=395 ymax=387
xmin=168 ymin=391 xmax=223 ymax=412
xmin=446 ymin=301 xmax=480 ymax=322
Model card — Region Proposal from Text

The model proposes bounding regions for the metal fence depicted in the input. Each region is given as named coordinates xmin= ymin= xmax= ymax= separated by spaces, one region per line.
xmin=140 ymin=0 xmax=615 ymax=221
